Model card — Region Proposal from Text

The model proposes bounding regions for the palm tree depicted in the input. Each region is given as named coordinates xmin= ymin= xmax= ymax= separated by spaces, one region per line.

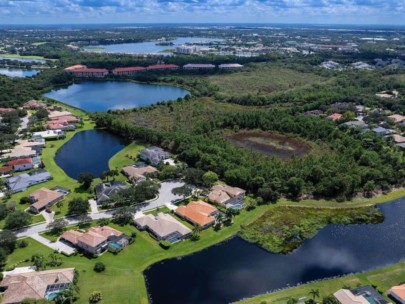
xmin=309 ymin=288 xmax=320 ymax=299
xmin=215 ymin=212 xmax=223 ymax=224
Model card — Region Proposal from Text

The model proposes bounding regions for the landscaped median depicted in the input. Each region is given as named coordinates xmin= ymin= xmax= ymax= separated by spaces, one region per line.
xmin=236 ymin=261 xmax=405 ymax=304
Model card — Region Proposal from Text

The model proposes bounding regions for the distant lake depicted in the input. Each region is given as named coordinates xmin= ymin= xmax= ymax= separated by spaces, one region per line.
xmin=0 ymin=56 xmax=46 ymax=64
xmin=0 ymin=68 xmax=39 ymax=78
xmin=145 ymin=199 xmax=405 ymax=304
xmin=43 ymin=81 xmax=190 ymax=112
xmin=55 ymin=130 xmax=125 ymax=179
xmin=84 ymin=37 xmax=222 ymax=55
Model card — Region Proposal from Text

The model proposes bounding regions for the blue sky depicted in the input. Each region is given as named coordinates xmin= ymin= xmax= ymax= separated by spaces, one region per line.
xmin=0 ymin=0 xmax=404 ymax=25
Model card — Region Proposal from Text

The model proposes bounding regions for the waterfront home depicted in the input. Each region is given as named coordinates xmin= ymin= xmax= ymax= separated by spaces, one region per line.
xmin=16 ymin=139 xmax=45 ymax=155
xmin=7 ymin=170 xmax=51 ymax=193
xmin=45 ymin=120 xmax=73 ymax=130
xmin=122 ymin=164 xmax=158 ymax=182
xmin=326 ymin=113 xmax=343 ymax=121
xmin=208 ymin=184 xmax=246 ymax=209
xmin=95 ymin=181 xmax=129 ymax=204
xmin=218 ymin=63 xmax=244 ymax=69
xmin=175 ymin=200 xmax=218 ymax=229
xmin=29 ymin=187 xmax=65 ymax=214
xmin=112 ymin=67 xmax=146 ymax=76
xmin=0 ymin=268 xmax=75 ymax=304
xmin=8 ymin=157 xmax=34 ymax=171
xmin=146 ymin=64 xmax=179 ymax=71
xmin=342 ymin=121 xmax=369 ymax=130
xmin=23 ymin=99 xmax=46 ymax=110
xmin=70 ymin=67 xmax=109 ymax=78
xmin=183 ymin=63 xmax=215 ymax=70
xmin=389 ymin=284 xmax=405 ymax=304
xmin=139 ymin=146 xmax=170 ymax=166
xmin=3 ymin=145 xmax=37 ymax=159
xmin=388 ymin=114 xmax=405 ymax=124
xmin=32 ymin=129 xmax=65 ymax=140
xmin=134 ymin=213 xmax=191 ymax=243
xmin=64 ymin=64 xmax=87 ymax=72
xmin=334 ymin=286 xmax=388 ymax=304
xmin=48 ymin=110 xmax=76 ymax=120
xmin=61 ymin=226 xmax=129 ymax=255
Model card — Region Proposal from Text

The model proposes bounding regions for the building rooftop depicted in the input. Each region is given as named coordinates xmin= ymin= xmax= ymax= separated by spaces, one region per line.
xmin=0 ymin=268 xmax=75 ymax=304
xmin=113 ymin=67 xmax=146 ymax=72
xmin=122 ymin=165 xmax=157 ymax=180
xmin=7 ymin=170 xmax=51 ymax=192
xmin=390 ymin=284 xmax=405 ymax=302
xmin=175 ymin=200 xmax=217 ymax=227
xmin=64 ymin=64 xmax=87 ymax=71
xmin=8 ymin=157 xmax=33 ymax=166
xmin=135 ymin=213 xmax=191 ymax=239
xmin=30 ymin=187 xmax=64 ymax=211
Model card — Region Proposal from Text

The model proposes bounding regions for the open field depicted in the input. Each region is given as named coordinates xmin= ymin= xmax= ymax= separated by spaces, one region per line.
xmin=0 ymin=53 xmax=48 ymax=60
xmin=237 ymin=261 xmax=405 ymax=304
xmin=205 ymin=63 xmax=324 ymax=96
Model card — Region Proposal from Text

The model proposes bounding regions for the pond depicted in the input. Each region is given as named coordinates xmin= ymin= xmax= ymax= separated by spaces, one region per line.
xmin=225 ymin=131 xmax=311 ymax=159
xmin=0 ymin=56 xmax=46 ymax=64
xmin=83 ymin=37 xmax=222 ymax=55
xmin=55 ymin=129 xmax=125 ymax=179
xmin=145 ymin=199 xmax=405 ymax=304
xmin=43 ymin=81 xmax=190 ymax=112
xmin=0 ymin=68 xmax=39 ymax=78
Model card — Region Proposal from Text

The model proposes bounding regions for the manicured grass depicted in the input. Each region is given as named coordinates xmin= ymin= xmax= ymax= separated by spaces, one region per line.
xmin=237 ymin=261 xmax=405 ymax=304
xmin=0 ymin=53 xmax=48 ymax=60
xmin=145 ymin=206 xmax=171 ymax=216
xmin=240 ymin=205 xmax=383 ymax=254
xmin=108 ymin=141 xmax=145 ymax=170
xmin=6 ymin=206 xmax=270 ymax=304
xmin=32 ymin=42 xmax=47 ymax=46
xmin=205 ymin=62 xmax=324 ymax=96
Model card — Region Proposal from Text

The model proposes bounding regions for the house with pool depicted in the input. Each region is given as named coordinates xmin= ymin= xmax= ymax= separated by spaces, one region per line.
xmin=0 ymin=268 xmax=76 ymax=303
xmin=134 ymin=213 xmax=192 ymax=243
xmin=60 ymin=226 xmax=129 ymax=255
xmin=208 ymin=184 xmax=246 ymax=210
xmin=175 ymin=200 xmax=218 ymax=229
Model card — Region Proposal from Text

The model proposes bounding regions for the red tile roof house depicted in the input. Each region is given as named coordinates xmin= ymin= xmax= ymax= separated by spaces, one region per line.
xmin=8 ymin=157 xmax=34 ymax=172
xmin=389 ymin=284 xmax=405 ymax=304
xmin=29 ymin=187 xmax=65 ymax=214
xmin=23 ymin=99 xmax=46 ymax=110
xmin=208 ymin=184 xmax=246 ymax=210
xmin=60 ymin=226 xmax=128 ymax=256
xmin=326 ymin=113 xmax=343 ymax=121
xmin=45 ymin=120 xmax=70 ymax=130
xmin=0 ymin=108 xmax=15 ymax=114
xmin=0 ymin=165 xmax=13 ymax=175
xmin=68 ymin=67 xmax=109 ymax=78
xmin=146 ymin=64 xmax=179 ymax=71
xmin=112 ymin=67 xmax=146 ymax=76
xmin=64 ymin=64 xmax=87 ymax=73
xmin=175 ymin=200 xmax=218 ymax=229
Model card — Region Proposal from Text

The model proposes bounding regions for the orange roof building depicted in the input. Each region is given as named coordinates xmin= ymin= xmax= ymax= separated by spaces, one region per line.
xmin=175 ymin=200 xmax=218 ymax=228
xmin=29 ymin=187 xmax=65 ymax=214
xmin=389 ymin=284 xmax=405 ymax=304
xmin=327 ymin=113 xmax=343 ymax=121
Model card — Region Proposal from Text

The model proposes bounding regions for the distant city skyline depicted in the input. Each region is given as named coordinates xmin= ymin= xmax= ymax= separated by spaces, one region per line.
xmin=0 ymin=0 xmax=404 ymax=25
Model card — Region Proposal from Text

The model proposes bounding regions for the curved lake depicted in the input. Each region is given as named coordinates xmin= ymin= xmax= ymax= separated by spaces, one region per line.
xmin=55 ymin=129 xmax=125 ymax=179
xmin=84 ymin=37 xmax=222 ymax=55
xmin=0 ymin=68 xmax=39 ymax=78
xmin=43 ymin=81 xmax=190 ymax=112
xmin=145 ymin=199 xmax=405 ymax=304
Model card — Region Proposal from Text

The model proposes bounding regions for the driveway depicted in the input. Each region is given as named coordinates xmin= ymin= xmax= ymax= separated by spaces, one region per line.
xmin=30 ymin=233 xmax=76 ymax=256
xmin=18 ymin=115 xmax=30 ymax=131
xmin=139 ymin=180 xmax=185 ymax=212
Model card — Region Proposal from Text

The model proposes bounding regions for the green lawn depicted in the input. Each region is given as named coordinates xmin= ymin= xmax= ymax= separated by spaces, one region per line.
xmin=5 ymin=206 xmax=269 ymax=304
xmin=237 ymin=262 xmax=405 ymax=304
xmin=32 ymin=42 xmax=47 ymax=46
xmin=0 ymin=53 xmax=48 ymax=60
xmin=108 ymin=141 xmax=145 ymax=170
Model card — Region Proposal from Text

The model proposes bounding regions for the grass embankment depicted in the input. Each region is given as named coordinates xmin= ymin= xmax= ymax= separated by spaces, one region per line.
xmin=108 ymin=141 xmax=145 ymax=176
xmin=6 ymin=206 xmax=269 ymax=304
xmin=0 ymin=53 xmax=48 ymax=60
xmin=240 ymin=206 xmax=383 ymax=254
xmin=237 ymin=261 xmax=405 ymax=304
xmin=205 ymin=62 xmax=324 ymax=96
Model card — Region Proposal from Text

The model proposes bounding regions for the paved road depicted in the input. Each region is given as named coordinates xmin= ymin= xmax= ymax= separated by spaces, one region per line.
xmin=15 ymin=180 xmax=185 ymax=238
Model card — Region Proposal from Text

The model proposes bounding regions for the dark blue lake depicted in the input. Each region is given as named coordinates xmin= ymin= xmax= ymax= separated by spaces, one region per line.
xmin=145 ymin=199 xmax=405 ymax=304
xmin=55 ymin=129 xmax=125 ymax=179
xmin=43 ymin=81 xmax=190 ymax=112
xmin=0 ymin=68 xmax=39 ymax=78
xmin=0 ymin=56 xmax=46 ymax=64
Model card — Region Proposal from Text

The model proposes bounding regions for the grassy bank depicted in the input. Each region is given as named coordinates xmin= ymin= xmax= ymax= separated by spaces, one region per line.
xmin=240 ymin=205 xmax=383 ymax=254
xmin=5 ymin=206 xmax=270 ymax=304
xmin=0 ymin=53 xmax=48 ymax=60
xmin=237 ymin=261 xmax=405 ymax=304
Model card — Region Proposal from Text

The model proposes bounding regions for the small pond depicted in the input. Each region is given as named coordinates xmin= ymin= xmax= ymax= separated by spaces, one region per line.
xmin=43 ymin=81 xmax=190 ymax=112
xmin=84 ymin=37 xmax=222 ymax=55
xmin=225 ymin=131 xmax=311 ymax=159
xmin=55 ymin=129 xmax=125 ymax=179
xmin=145 ymin=199 xmax=405 ymax=304
xmin=0 ymin=56 xmax=46 ymax=64
xmin=0 ymin=68 xmax=39 ymax=78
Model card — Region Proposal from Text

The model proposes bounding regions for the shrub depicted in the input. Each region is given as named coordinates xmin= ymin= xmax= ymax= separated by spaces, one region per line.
xmin=93 ymin=262 xmax=106 ymax=273
xmin=159 ymin=240 xmax=171 ymax=249
xmin=18 ymin=239 xmax=29 ymax=248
